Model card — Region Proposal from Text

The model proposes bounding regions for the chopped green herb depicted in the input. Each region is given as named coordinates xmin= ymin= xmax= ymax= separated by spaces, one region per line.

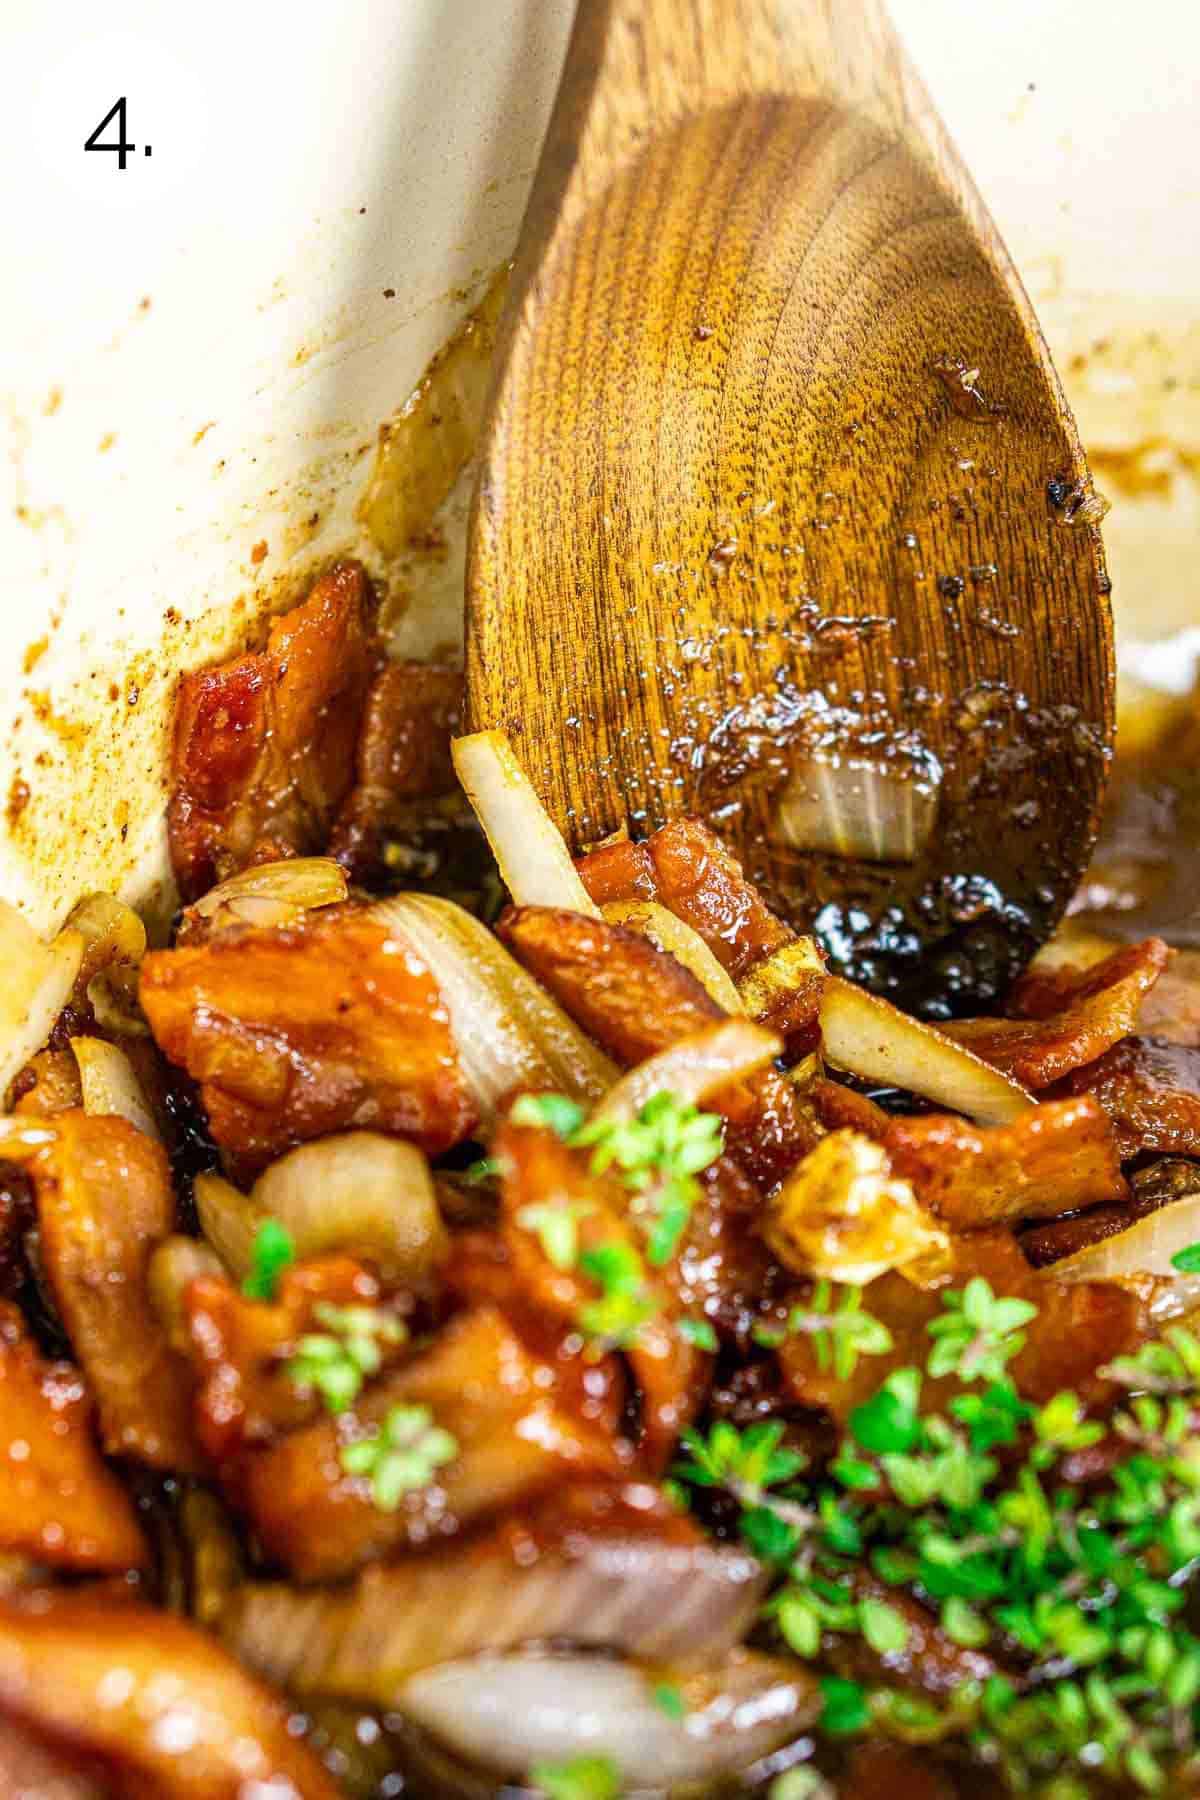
xmin=284 ymin=1302 xmax=406 ymax=1415
xmin=677 ymin=1315 xmax=718 ymax=1351
xmin=652 ymin=1681 xmax=687 ymax=1719
xmin=577 ymin=1240 xmax=657 ymax=1348
xmin=510 ymin=1093 xmax=588 ymax=1139
xmin=516 ymin=1197 xmax=595 ymax=1271
xmin=531 ymin=1754 xmax=621 ymax=1800
xmin=574 ymin=1090 xmax=724 ymax=1267
xmin=672 ymin=1283 xmax=1200 ymax=1793
xmin=818 ymin=1675 xmax=870 ymax=1736
xmin=675 ymin=1419 xmax=807 ymax=1495
xmin=241 ymin=1219 xmax=295 ymax=1302
xmin=339 ymin=1403 xmax=457 ymax=1511
xmin=756 ymin=1281 xmax=893 ymax=1380
xmin=462 ymin=1154 xmax=499 ymax=1186
xmin=925 ymin=1277 xmax=1037 ymax=1384
xmin=1171 ymin=1240 xmax=1200 ymax=1274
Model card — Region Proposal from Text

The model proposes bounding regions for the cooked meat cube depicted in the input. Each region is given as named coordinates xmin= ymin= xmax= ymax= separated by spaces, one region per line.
xmin=329 ymin=660 xmax=464 ymax=883
xmin=140 ymin=903 xmax=477 ymax=1172
xmin=168 ymin=562 xmax=378 ymax=901
xmin=0 ymin=1299 xmax=148 ymax=1571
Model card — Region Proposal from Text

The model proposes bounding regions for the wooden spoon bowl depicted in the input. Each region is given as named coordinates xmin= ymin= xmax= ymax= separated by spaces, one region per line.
xmin=467 ymin=0 xmax=1114 ymax=1015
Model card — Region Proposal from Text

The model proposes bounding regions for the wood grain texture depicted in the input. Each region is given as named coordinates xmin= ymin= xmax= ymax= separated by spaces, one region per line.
xmin=467 ymin=0 xmax=1115 ymax=1014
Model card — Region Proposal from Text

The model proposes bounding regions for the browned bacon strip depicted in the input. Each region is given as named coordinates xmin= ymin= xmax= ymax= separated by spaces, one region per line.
xmin=1054 ymin=1034 xmax=1200 ymax=1161
xmin=882 ymin=1096 xmax=1127 ymax=1229
xmin=943 ymin=938 xmax=1169 ymax=1087
xmin=498 ymin=906 xmax=814 ymax=1190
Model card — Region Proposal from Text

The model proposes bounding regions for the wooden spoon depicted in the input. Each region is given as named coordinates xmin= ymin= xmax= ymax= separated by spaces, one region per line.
xmin=466 ymin=0 xmax=1114 ymax=1015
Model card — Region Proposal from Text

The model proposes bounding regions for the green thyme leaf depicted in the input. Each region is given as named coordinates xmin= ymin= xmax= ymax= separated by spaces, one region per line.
xmin=531 ymin=1754 xmax=621 ymax=1800
xmin=339 ymin=1404 xmax=457 ymax=1510
xmin=242 ymin=1219 xmax=295 ymax=1302
xmin=510 ymin=1093 xmax=588 ymax=1138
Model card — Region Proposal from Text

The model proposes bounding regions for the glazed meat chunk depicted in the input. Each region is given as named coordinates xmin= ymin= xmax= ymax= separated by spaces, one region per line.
xmin=168 ymin=561 xmax=378 ymax=900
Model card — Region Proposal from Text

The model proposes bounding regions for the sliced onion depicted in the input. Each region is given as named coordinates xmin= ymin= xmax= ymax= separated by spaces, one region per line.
xmin=70 ymin=1037 xmax=160 ymax=1140
xmin=774 ymin=754 xmax=939 ymax=864
xmin=376 ymin=894 xmax=616 ymax=1125
xmin=225 ymin=1530 xmax=768 ymax=1697
xmin=66 ymin=894 xmax=146 ymax=973
xmin=186 ymin=857 xmax=350 ymax=936
xmin=398 ymin=1649 xmax=817 ymax=1790
xmin=148 ymin=1234 xmax=225 ymax=1350
xmin=601 ymin=900 xmax=744 ymax=1013
xmin=252 ymin=1133 xmax=448 ymax=1285
xmin=0 ymin=904 xmax=84 ymax=1104
xmin=820 ymin=976 xmax=1032 ymax=1126
xmin=589 ymin=1020 xmax=783 ymax=1126
xmin=194 ymin=1171 xmax=264 ymax=1279
xmin=451 ymin=730 xmax=600 ymax=916
xmin=1024 ymin=924 xmax=1119 ymax=976
xmin=1051 ymin=1189 xmax=1200 ymax=1317
xmin=197 ymin=1135 xmax=450 ymax=1288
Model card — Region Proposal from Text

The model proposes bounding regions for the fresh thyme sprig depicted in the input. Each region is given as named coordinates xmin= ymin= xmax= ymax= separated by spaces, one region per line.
xmin=674 ymin=1278 xmax=1200 ymax=1793
xmin=339 ymin=1403 xmax=457 ymax=1511
xmin=754 ymin=1279 xmax=894 ymax=1380
xmin=242 ymin=1218 xmax=295 ymax=1301
xmin=284 ymin=1302 xmax=407 ymax=1414
xmin=510 ymin=1088 xmax=724 ymax=1268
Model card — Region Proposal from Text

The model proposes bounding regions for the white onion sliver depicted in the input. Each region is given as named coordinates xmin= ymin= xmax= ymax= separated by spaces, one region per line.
xmin=602 ymin=899 xmax=744 ymax=1013
xmin=774 ymin=755 xmax=939 ymax=864
xmin=195 ymin=1172 xmax=265 ymax=1280
xmin=820 ymin=975 xmax=1032 ymax=1126
xmin=0 ymin=904 xmax=84 ymax=1104
xmin=451 ymin=730 xmax=600 ymax=916
xmin=250 ymin=1132 xmax=448 ymax=1285
xmin=148 ymin=1234 xmax=225 ymax=1348
xmin=590 ymin=1020 xmax=782 ymax=1127
xmin=398 ymin=1650 xmax=815 ymax=1789
xmin=70 ymin=1037 xmax=161 ymax=1140
xmin=1051 ymin=1190 xmax=1200 ymax=1317
xmin=190 ymin=857 xmax=349 ymax=921
xmin=66 ymin=894 xmax=147 ymax=968
xmin=376 ymin=894 xmax=616 ymax=1125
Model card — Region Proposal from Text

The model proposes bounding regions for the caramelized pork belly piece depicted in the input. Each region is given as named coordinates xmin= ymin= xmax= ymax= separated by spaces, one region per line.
xmin=11 ymin=1048 xmax=83 ymax=1117
xmin=182 ymin=1255 xmax=407 ymax=1463
xmin=882 ymin=1095 xmax=1127 ymax=1228
xmin=578 ymin=819 xmax=795 ymax=980
xmin=778 ymin=1231 xmax=1146 ymax=1426
xmin=577 ymin=818 xmax=823 ymax=1042
xmin=0 ymin=1589 xmax=340 ymax=1799
xmin=168 ymin=561 xmax=378 ymax=901
xmin=236 ymin=1303 xmax=629 ymax=1582
xmin=498 ymin=906 xmax=813 ymax=1189
xmin=329 ymin=660 xmax=463 ymax=883
xmin=9 ymin=1113 xmax=201 ymax=1472
xmin=226 ymin=1483 xmax=767 ymax=1698
xmin=1052 ymin=1034 xmax=1200 ymax=1161
xmin=140 ymin=903 xmax=477 ymax=1172
xmin=1022 ymin=1155 xmax=1200 ymax=1267
xmin=944 ymin=937 xmax=1169 ymax=1087
xmin=492 ymin=1115 xmax=708 ymax=1466
xmin=0 ymin=1300 xmax=147 ymax=1572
